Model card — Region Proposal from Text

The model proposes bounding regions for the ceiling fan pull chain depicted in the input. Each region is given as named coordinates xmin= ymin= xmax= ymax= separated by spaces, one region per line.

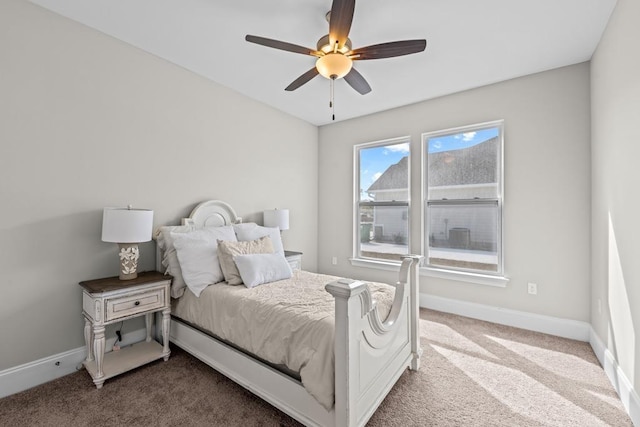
xmin=329 ymin=76 xmax=333 ymax=109
xmin=330 ymin=76 xmax=336 ymax=121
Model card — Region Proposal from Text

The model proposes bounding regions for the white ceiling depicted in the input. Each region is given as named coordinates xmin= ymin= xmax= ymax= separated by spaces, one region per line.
xmin=30 ymin=0 xmax=616 ymax=126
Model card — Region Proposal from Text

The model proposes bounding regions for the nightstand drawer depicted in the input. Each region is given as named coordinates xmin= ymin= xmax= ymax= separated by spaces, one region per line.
xmin=105 ymin=287 xmax=165 ymax=322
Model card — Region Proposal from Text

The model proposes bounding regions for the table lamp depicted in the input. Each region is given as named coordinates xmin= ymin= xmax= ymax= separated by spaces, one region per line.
xmin=102 ymin=206 xmax=154 ymax=280
xmin=263 ymin=208 xmax=289 ymax=231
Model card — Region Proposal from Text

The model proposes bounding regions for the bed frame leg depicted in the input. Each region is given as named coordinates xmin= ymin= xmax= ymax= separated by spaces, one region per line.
xmin=403 ymin=255 xmax=423 ymax=371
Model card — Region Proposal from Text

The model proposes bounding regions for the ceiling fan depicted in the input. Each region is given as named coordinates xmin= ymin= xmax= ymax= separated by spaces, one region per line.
xmin=245 ymin=0 xmax=427 ymax=119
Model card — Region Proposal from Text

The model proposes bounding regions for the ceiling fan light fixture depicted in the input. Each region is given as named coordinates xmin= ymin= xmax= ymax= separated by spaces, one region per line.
xmin=316 ymin=53 xmax=353 ymax=80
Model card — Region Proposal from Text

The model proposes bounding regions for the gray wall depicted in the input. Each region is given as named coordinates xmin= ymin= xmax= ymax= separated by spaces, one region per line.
xmin=0 ymin=0 xmax=318 ymax=371
xmin=591 ymin=0 xmax=640 ymax=401
xmin=318 ymin=63 xmax=591 ymax=322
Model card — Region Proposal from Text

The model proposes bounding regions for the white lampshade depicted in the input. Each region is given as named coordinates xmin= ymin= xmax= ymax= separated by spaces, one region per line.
xmin=263 ymin=209 xmax=289 ymax=231
xmin=102 ymin=207 xmax=154 ymax=243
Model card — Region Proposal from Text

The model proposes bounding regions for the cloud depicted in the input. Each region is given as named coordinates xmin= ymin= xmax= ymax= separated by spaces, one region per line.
xmin=462 ymin=132 xmax=477 ymax=142
xmin=384 ymin=143 xmax=410 ymax=154
xmin=371 ymin=172 xmax=383 ymax=183
xmin=432 ymin=141 xmax=442 ymax=149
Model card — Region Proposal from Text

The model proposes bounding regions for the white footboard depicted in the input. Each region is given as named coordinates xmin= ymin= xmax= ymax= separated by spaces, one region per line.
xmin=326 ymin=255 xmax=423 ymax=427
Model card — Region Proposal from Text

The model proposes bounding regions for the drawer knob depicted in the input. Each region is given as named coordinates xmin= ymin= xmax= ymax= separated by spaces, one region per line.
xmin=134 ymin=301 xmax=140 ymax=306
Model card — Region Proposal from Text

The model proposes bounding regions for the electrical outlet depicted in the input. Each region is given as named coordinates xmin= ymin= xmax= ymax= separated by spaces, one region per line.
xmin=527 ymin=282 xmax=537 ymax=295
xmin=332 ymin=256 xmax=338 ymax=265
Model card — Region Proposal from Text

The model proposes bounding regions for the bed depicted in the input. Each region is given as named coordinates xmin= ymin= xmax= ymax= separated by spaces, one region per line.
xmin=154 ymin=200 xmax=422 ymax=427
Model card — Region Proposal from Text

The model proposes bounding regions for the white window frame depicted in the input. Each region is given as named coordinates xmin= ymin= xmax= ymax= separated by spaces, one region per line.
xmin=421 ymin=120 xmax=508 ymax=287
xmin=350 ymin=136 xmax=411 ymax=267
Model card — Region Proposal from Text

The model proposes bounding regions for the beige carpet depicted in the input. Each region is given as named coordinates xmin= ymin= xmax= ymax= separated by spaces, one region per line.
xmin=0 ymin=309 xmax=632 ymax=426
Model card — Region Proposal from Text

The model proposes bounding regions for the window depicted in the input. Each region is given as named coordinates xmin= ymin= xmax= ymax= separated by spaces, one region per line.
xmin=354 ymin=137 xmax=410 ymax=262
xmin=423 ymin=121 xmax=503 ymax=275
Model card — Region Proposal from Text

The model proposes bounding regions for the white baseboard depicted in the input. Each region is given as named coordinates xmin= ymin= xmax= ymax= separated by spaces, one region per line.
xmin=0 ymin=328 xmax=147 ymax=399
xmin=590 ymin=328 xmax=640 ymax=427
xmin=0 ymin=347 xmax=86 ymax=399
xmin=419 ymin=293 xmax=591 ymax=341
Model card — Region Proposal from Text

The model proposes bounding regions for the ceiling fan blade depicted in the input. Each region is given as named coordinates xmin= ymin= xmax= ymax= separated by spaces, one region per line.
xmin=246 ymin=35 xmax=321 ymax=57
xmin=329 ymin=0 xmax=355 ymax=49
xmin=344 ymin=68 xmax=371 ymax=95
xmin=349 ymin=40 xmax=427 ymax=60
xmin=285 ymin=68 xmax=320 ymax=91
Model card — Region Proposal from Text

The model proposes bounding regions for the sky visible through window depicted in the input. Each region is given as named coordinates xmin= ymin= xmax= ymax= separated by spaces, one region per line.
xmin=360 ymin=142 xmax=409 ymax=200
xmin=428 ymin=127 xmax=499 ymax=153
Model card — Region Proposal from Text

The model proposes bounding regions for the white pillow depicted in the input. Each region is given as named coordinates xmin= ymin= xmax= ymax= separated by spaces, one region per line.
xmin=170 ymin=226 xmax=237 ymax=297
xmin=234 ymin=253 xmax=292 ymax=288
xmin=156 ymin=224 xmax=194 ymax=298
xmin=233 ymin=223 xmax=284 ymax=255
xmin=217 ymin=236 xmax=275 ymax=285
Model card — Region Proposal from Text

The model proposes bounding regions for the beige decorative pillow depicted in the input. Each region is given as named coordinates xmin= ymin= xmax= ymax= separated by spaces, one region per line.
xmin=217 ymin=236 xmax=274 ymax=285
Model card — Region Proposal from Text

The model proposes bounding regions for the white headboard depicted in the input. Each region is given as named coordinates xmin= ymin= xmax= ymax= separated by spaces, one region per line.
xmin=181 ymin=200 xmax=239 ymax=228
xmin=155 ymin=200 xmax=240 ymax=271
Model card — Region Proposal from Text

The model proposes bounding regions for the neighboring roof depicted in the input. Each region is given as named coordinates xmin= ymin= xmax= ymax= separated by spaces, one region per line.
xmin=367 ymin=136 xmax=498 ymax=192
xmin=429 ymin=136 xmax=498 ymax=186
xmin=367 ymin=156 xmax=409 ymax=192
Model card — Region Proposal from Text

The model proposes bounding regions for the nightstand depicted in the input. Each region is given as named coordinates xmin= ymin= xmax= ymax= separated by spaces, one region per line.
xmin=79 ymin=271 xmax=171 ymax=389
xmin=284 ymin=250 xmax=303 ymax=270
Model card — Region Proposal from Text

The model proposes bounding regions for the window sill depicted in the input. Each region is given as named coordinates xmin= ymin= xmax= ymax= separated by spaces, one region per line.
xmin=349 ymin=257 xmax=509 ymax=288
xmin=420 ymin=266 xmax=509 ymax=287
xmin=349 ymin=257 xmax=401 ymax=272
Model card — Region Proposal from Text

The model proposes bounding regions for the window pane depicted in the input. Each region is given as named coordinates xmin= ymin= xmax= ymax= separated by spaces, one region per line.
xmin=427 ymin=127 xmax=500 ymax=200
xmin=356 ymin=138 xmax=410 ymax=263
xmin=359 ymin=142 xmax=409 ymax=202
xmin=427 ymin=202 xmax=499 ymax=272
xmin=360 ymin=205 xmax=409 ymax=261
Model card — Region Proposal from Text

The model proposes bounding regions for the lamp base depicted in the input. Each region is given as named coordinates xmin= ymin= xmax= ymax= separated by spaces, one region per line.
xmin=119 ymin=271 xmax=138 ymax=281
xmin=117 ymin=243 xmax=140 ymax=281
